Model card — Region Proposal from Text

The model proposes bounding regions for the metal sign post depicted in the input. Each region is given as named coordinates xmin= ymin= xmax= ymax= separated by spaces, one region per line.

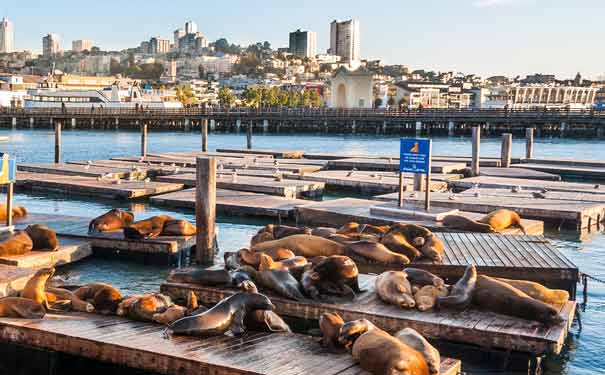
xmin=399 ymin=138 xmax=432 ymax=212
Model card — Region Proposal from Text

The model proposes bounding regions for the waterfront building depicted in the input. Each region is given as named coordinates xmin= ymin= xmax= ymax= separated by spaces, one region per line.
xmin=0 ymin=75 xmax=28 ymax=107
xmin=0 ymin=17 xmax=14 ymax=53
xmin=42 ymin=33 xmax=61 ymax=57
xmin=72 ymin=39 xmax=93 ymax=53
xmin=150 ymin=37 xmax=170 ymax=54
xmin=329 ymin=19 xmax=360 ymax=64
xmin=289 ymin=29 xmax=317 ymax=59
xmin=329 ymin=66 xmax=372 ymax=108
xmin=479 ymin=85 xmax=597 ymax=109
xmin=395 ymin=81 xmax=450 ymax=109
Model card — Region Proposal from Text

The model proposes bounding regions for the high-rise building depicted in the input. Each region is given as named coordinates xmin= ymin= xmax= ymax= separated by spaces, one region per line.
xmin=0 ymin=17 xmax=14 ymax=53
xmin=72 ymin=39 xmax=93 ymax=53
xmin=329 ymin=19 xmax=360 ymax=64
xmin=150 ymin=37 xmax=170 ymax=54
xmin=289 ymin=29 xmax=317 ymax=59
xmin=42 ymin=33 xmax=61 ymax=57
xmin=185 ymin=21 xmax=198 ymax=35
xmin=173 ymin=29 xmax=185 ymax=49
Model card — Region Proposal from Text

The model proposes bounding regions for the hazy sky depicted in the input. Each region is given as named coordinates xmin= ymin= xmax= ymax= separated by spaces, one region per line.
xmin=2 ymin=0 xmax=604 ymax=79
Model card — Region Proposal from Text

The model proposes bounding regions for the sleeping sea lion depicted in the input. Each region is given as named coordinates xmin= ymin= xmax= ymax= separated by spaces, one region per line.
xmin=241 ymin=265 xmax=306 ymax=301
xmin=272 ymin=225 xmax=312 ymax=239
xmin=239 ymin=248 xmax=296 ymax=267
xmin=121 ymin=293 xmax=173 ymax=322
xmin=21 ymin=267 xmax=56 ymax=311
xmin=381 ymin=231 xmax=422 ymax=260
xmin=167 ymin=292 xmax=274 ymax=337
xmin=250 ymin=227 xmax=274 ymax=246
xmin=420 ymin=234 xmax=444 ymax=263
xmin=436 ymin=265 xmax=477 ymax=310
xmin=0 ymin=231 xmax=33 ymax=256
xmin=73 ymin=282 xmax=122 ymax=314
xmin=389 ymin=223 xmax=433 ymax=240
xmin=258 ymin=253 xmax=308 ymax=271
xmin=495 ymin=277 xmax=569 ymax=306
xmin=0 ymin=204 xmax=27 ymax=221
xmin=442 ymin=215 xmax=494 ymax=233
xmin=478 ymin=209 xmax=526 ymax=233
xmin=123 ymin=214 xmax=173 ymax=239
xmin=152 ymin=291 xmax=200 ymax=325
xmin=402 ymin=268 xmax=445 ymax=288
xmin=244 ymin=309 xmax=291 ymax=333
xmin=161 ymin=219 xmax=196 ymax=236
xmin=0 ymin=297 xmax=45 ymax=319
xmin=394 ymin=328 xmax=440 ymax=375
xmin=473 ymin=275 xmax=561 ymax=325
xmin=251 ymin=235 xmax=345 ymax=258
xmin=167 ymin=268 xmax=232 ymax=286
xmin=310 ymin=227 xmax=337 ymax=238
xmin=45 ymin=287 xmax=94 ymax=312
xmin=320 ymin=312 xmax=345 ymax=353
xmin=414 ymin=285 xmax=449 ymax=311
xmin=346 ymin=241 xmax=410 ymax=265
xmin=88 ymin=209 xmax=134 ymax=233
xmin=314 ymin=255 xmax=363 ymax=295
xmin=375 ymin=271 xmax=415 ymax=308
xmin=24 ymin=224 xmax=59 ymax=251
xmin=330 ymin=232 xmax=380 ymax=243
xmin=337 ymin=222 xmax=363 ymax=234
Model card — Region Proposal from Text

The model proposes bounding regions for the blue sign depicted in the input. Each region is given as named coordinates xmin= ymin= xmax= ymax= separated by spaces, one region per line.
xmin=400 ymin=138 xmax=431 ymax=174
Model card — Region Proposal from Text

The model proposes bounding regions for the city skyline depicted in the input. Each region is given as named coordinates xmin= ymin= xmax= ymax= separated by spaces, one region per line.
xmin=1 ymin=0 xmax=604 ymax=79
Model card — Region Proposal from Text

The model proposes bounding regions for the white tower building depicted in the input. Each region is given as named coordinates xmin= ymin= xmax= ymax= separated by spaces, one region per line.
xmin=0 ymin=17 xmax=14 ymax=53
xmin=329 ymin=19 xmax=360 ymax=64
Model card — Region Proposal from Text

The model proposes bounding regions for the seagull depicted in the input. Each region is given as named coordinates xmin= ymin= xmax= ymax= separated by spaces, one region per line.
xmin=274 ymin=174 xmax=283 ymax=182
xmin=532 ymin=192 xmax=546 ymax=199
xmin=84 ymin=164 xmax=90 ymax=170
xmin=347 ymin=168 xmax=358 ymax=177
xmin=595 ymin=184 xmax=600 ymax=189
xmin=231 ymin=172 xmax=238 ymax=182
xmin=540 ymin=188 xmax=549 ymax=193
xmin=138 ymin=157 xmax=144 ymax=163
xmin=511 ymin=186 xmax=522 ymax=193
xmin=273 ymin=160 xmax=279 ymax=167
xmin=87 ymin=160 xmax=93 ymax=165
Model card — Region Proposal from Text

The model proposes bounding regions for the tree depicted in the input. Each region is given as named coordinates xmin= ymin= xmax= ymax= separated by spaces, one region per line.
xmin=374 ymin=97 xmax=383 ymax=108
xmin=176 ymin=85 xmax=198 ymax=106
xmin=218 ymin=87 xmax=235 ymax=107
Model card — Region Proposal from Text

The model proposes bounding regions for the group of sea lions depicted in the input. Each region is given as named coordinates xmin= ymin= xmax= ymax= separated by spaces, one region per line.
xmin=0 ymin=224 xmax=59 ymax=257
xmin=442 ymin=209 xmax=526 ymax=233
xmin=88 ymin=208 xmax=196 ymax=239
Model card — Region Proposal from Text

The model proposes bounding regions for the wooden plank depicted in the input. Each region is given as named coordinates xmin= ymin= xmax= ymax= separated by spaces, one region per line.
xmin=478 ymin=167 xmax=561 ymax=181
xmin=452 ymin=176 xmax=605 ymax=195
xmin=18 ymin=163 xmax=145 ymax=179
xmin=327 ymin=158 xmax=467 ymax=174
xmin=215 ymin=148 xmax=305 ymax=159
xmin=0 ymin=236 xmax=91 ymax=268
xmin=514 ymin=162 xmax=605 ymax=180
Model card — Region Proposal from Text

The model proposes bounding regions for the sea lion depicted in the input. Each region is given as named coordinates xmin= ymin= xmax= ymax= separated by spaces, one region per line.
xmin=161 ymin=219 xmax=196 ymax=236
xmin=330 ymin=232 xmax=380 ymax=243
xmin=495 ymin=277 xmax=569 ymax=306
xmin=73 ymin=282 xmax=122 ymax=314
xmin=394 ymin=328 xmax=440 ymax=375
xmin=0 ymin=231 xmax=33 ymax=256
xmin=231 ymin=268 xmax=256 ymax=289
xmin=24 ymin=224 xmax=59 ymax=251
xmin=310 ymin=227 xmax=337 ymax=238
xmin=21 ymin=267 xmax=55 ymax=311
xmin=473 ymin=275 xmax=561 ymax=325
xmin=123 ymin=293 xmax=173 ymax=322
xmin=337 ymin=222 xmax=363 ymax=234
xmin=389 ymin=223 xmax=433 ymax=240
xmin=436 ymin=265 xmax=477 ymax=310
xmin=244 ymin=309 xmax=291 ymax=333
xmin=239 ymin=248 xmax=296 ymax=267
xmin=0 ymin=204 xmax=27 ymax=221
xmin=478 ymin=209 xmax=526 ymax=233
xmin=45 ymin=287 xmax=94 ymax=312
xmin=258 ymin=253 xmax=308 ymax=271
xmin=319 ymin=312 xmax=346 ymax=353
xmin=167 ymin=292 xmax=275 ymax=337
xmin=360 ymin=224 xmax=391 ymax=237
xmin=272 ymin=225 xmax=312 ymax=239
xmin=153 ymin=291 xmax=199 ymax=325
xmin=88 ymin=208 xmax=134 ymax=233
xmin=0 ymin=297 xmax=45 ymax=318
xmin=402 ymin=268 xmax=445 ymax=288
xmin=381 ymin=231 xmax=422 ymax=260
xmin=241 ymin=265 xmax=306 ymax=301
xmin=420 ymin=234 xmax=444 ymax=263
xmin=375 ymin=271 xmax=415 ymax=309
xmin=442 ymin=215 xmax=494 ymax=233
xmin=414 ymin=285 xmax=449 ymax=311
xmin=339 ymin=319 xmax=429 ymax=375
xmin=251 ymin=234 xmax=345 ymax=257
xmin=314 ymin=255 xmax=363 ymax=295
xmin=346 ymin=241 xmax=410 ymax=265
xmin=123 ymin=214 xmax=173 ymax=239
xmin=224 ymin=251 xmax=241 ymax=270
xmin=167 ymin=268 xmax=232 ymax=286
xmin=250 ymin=228 xmax=274 ymax=246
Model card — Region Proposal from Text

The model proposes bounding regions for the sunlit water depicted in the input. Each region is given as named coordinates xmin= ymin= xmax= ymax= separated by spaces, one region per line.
xmin=2 ymin=129 xmax=604 ymax=375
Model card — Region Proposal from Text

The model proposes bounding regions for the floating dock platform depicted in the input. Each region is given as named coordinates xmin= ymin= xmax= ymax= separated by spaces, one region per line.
xmin=451 ymin=175 xmax=605 ymax=194
xmin=18 ymin=163 xmax=146 ymax=180
xmin=216 ymin=148 xmax=306 ymax=159
xmin=0 ymin=236 xmax=91 ymax=269
xmin=327 ymin=158 xmax=467 ymax=174
xmin=477 ymin=167 xmax=561 ymax=181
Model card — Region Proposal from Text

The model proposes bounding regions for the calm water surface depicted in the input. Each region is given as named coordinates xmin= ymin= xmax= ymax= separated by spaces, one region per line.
xmin=3 ymin=129 xmax=604 ymax=375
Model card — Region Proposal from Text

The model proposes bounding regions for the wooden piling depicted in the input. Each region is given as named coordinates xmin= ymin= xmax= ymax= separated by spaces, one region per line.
xmin=201 ymin=118 xmax=208 ymax=152
xmin=526 ymin=128 xmax=534 ymax=159
xmin=501 ymin=133 xmax=512 ymax=168
xmin=5 ymin=183 xmax=13 ymax=227
xmin=246 ymin=122 xmax=252 ymax=149
xmin=413 ymin=174 xmax=423 ymax=191
xmin=140 ymin=122 xmax=148 ymax=158
xmin=195 ymin=157 xmax=216 ymax=265
xmin=54 ymin=120 xmax=62 ymax=164
xmin=471 ymin=126 xmax=480 ymax=176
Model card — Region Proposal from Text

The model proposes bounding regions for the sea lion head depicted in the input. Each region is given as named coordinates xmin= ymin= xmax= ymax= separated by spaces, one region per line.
xmin=412 ymin=237 xmax=425 ymax=247
xmin=258 ymin=253 xmax=276 ymax=271
xmin=34 ymin=267 xmax=55 ymax=280
xmin=238 ymin=248 xmax=260 ymax=266
xmin=241 ymin=292 xmax=275 ymax=312
xmin=338 ymin=319 xmax=376 ymax=350
xmin=538 ymin=305 xmax=563 ymax=325
xmin=116 ymin=295 xmax=140 ymax=316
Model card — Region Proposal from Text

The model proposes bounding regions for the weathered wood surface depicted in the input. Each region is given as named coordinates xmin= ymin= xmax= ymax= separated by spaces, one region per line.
xmin=478 ymin=167 xmax=561 ymax=181
xmin=15 ymin=172 xmax=185 ymax=199
xmin=18 ymin=163 xmax=146 ymax=179
xmin=151 ymin=188 xmax=309 ymax=218
xmin=327 ymin=158 xmax=466 ymax=174
xmin=525 ymin=157 xmax=605 ymax=168
xmin=513 ymin=163 xmax=605 ymax=180
xmin=155 ymin=173 xmax=325 ymax=198
xmin=303 ymin=152 xmax=506 ymax=166
xmin=451 ymin=176 xmax=605 ymax=195
xmin=216 ymin=148 xmax=305 ymax=159
xmin=161 ymin=276 xmax=576 ymax=356
xmin=0 ymin=236 xmax=91 ymax=268
xmin=152 ymin=151 xmax=275 ymax=159
xmin=452 ymin=187 xmax=605 ymax=204
xmin=0 ymin=312 xmax=461 ymax=375
xmin=67 ymin=159 xmax=187 ymax=176
xmin=0 ymin=265 xmax=36 ymax=297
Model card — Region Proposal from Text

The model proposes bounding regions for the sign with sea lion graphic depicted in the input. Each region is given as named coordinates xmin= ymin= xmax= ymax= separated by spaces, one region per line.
xmin=400 ymin=138 xmax=431 ymax=174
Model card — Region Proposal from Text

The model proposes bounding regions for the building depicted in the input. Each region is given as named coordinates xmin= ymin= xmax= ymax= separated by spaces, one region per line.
xmin=395 ymin=82 xmax=450 ymax=109
xmin=289 ymin=29 xmax=317 ymax=59
xmin=329 ymin=66 xmax=372 ymax=108
xmin=42 ymin=33 xmax=61 ymax=57
xmin=72 ymin=39 xmax=93 ymax=53
xmin=150 ymin=37 xmax=170 ymax=54
xmin=173 ymin=29 xmax=185 ymax=49
xmin=329 ymin=19 xmax=360 ymax=64
xmin=0 ymin=17 xmax=14 ymax=53
xmin=185 ymin=21 xmax=198 ymax=35
xmin=521 ymin=74 xmax=556 ymax=85
xmin=479 ymin=85 xmax=598 ymax=109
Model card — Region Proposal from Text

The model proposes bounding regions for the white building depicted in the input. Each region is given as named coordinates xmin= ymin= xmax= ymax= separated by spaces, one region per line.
xmin=173 ymin=29 xmax=185 ymax=49
xmin=0 ymin=17 xmax=14 ymax=53
xmin=185 ymin=21 xmax=198 ymax=35
xmin=480 ymin=85 xmax=598 ymax=109
xmin=289 ymin=29 xmax=317 ymax=59
xmin=329 ymin=19 xmax=360 ymax=64
xmin=72 ymin=39 xmax=93 ymax=53
xmin=43 ymin=33 xmax=61 ymax=57
xmin=329 ymin=66 xmax=372 ymax=108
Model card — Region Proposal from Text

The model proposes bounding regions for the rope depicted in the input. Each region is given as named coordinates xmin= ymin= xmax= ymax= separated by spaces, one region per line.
xmin=578 ymin=272 xmax=605 ymax=306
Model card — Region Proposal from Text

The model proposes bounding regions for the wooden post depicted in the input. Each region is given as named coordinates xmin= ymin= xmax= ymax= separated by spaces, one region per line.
xmin=247 ymin=121 xmax=253 ymax=149
xmin=471 ymin=126 xmax=480 ymax=176
xmin=196 ymin=157 xmax=217 ymax=265
xmin=398 ymin=173 xmax=404 ymax=208
xmin=425 ymin=140 xmax=433 ymax=211
xmin=201 ymin=118 xmax=209 ymax=152
xmin=140 ymin=122 xmax=148 ymax=158
xmin=5 ymin=182 xmax=13 ymax=227
xmin=501 ymin=133 xmax=512 ymax=168
xmin=54 ymin=120 xmax=62 ymax=164
xmin=525 ymin=128 xmax=534 ymax=160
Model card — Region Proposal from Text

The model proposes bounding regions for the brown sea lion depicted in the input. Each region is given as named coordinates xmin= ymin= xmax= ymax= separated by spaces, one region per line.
xmin=314 ymin=255 xmax=363 ymax=295
xmin=123 ymin=214 xmax=173 ymax=239
xmin=120 ymin=293 xmax=173 ymax=322
xmin=251 ymin=234 xmax=345 ymax=257
xmin=45 ymin=287 xmax=94 ymax=312
xmin=250 ymin=227 xmax=274 ymax=246
xmin=346 ymin=241 xmax=410 ymax=265
xmin=360 ymin=224 xmax=391 ymax=237
xmin=436 ymin=265 xmax=477 ymax=310
xmin=153 ymin=305 xmax=187 ymax=325
xmin=0 ymin=204 xmax=27 ymax=221
xmin=337 ymin=222 xmax=362 ymax=234
xmin=394 ymin=328 xmax=440 ymax=375
xmin=442 ymin=215 xmax=494 ymax=233
xmin=375 ymin=271 xmax=415 ymax=308
xmin=73 ymin=282 xmax=122 ymax=314
xmin=478 ymin=209 xmax=526 ymax=233
xmin=258 ymin=253 xmax=308 ymax=272
xmin=0 ymin=231 xmax=33 ymax=256
xmin=272 ymin=225 xmax=312 ymax=239
xmin=88 ymin=209 xmax=134 ymax=233
xmin=21 ymin=267 xmax=55 ymax=311
xmin=24 ymin=224 xmax=59 ymax=251
xmin=420 ymin=234 xmax=444 ymax=263
xmin=414 ymin=285 xmax=449 ymax=311
xmin=161 ymin=219 xmax=196 ymax=236
xmin=0 ymin=297 xmax=45 ymax=318
xmin=244 ymin=309 xmax=291 ymax=333
xmin=310 ymin=227 xmax=337 ymax=238
xmin=381 ymin=231 xmax=422 ymax=260
xmin=239 ymin=248 xmax=296 ymax=267
xmin=402 ymin=268 xmax=445 ymax=288
xmin=339 ymin=319 xmax=429 ymax=375
xmin=495 ymin=277 xmax=569 ymax=306
xmin=389 ymin=223 xmax=433 ymax=240
xmin=473 ymin=275 xmax=561 ymax=325
xmin=167 ymin=268 xmax=232 ymax=286
xmin=330 ymin=232 xmax=380 ymax=243
xmin=167 ymin=292 xmax=274 ymax=337
xmin=241 ymin=265 xmax=306 ymax=301
xmin=320 ymin=312 xmax=345 ymax=353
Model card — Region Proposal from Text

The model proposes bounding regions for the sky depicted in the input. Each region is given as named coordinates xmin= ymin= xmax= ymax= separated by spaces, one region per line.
xmin=2 ymin=0 xmax=604 ymax=79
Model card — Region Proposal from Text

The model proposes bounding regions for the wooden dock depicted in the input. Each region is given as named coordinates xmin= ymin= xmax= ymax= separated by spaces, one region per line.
xmin=303 ymin=152 xmax=505 ymax=167
xmin=155 ymin=173 xmax=325 ymax=198
xmin=161 ymin=275 xmax=576 ymax=356
xmin=0 ymin=236 xmax=91 ymax=268
xmin=151 ymin=188 xmax=309 ymax=219
xmin=478 ymin=167 xmax=561 ymax=181
xmin=216 ymin=148 xmax=306 ymax=159
xmin=15 ymin=172 xmax=185 ymax=200
xmin=327 ymin=158 xmax=467 ymax=174
xmin=0 ymin=312 xmax=461 ymax=375
xmin=513 ymin=162 xmax=605 ymax=180
xmin=18 ymin=163 xmax=147 ymax=180
xmin=451 ymin=175 xmax=605 ymax=195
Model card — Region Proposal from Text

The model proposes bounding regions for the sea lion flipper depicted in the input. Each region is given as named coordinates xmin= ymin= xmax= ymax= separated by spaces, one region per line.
xmin=49 ymin=299 xmax=72 ymax=311
xmin=230 ymin=308 xmax=247 ymax=336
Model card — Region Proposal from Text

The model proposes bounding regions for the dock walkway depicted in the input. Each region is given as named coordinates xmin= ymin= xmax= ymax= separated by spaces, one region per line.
xmin=451 ymin=175 xmax=605 ymax=194
xmin=327 ymin=158 xmax=466 ymax=174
